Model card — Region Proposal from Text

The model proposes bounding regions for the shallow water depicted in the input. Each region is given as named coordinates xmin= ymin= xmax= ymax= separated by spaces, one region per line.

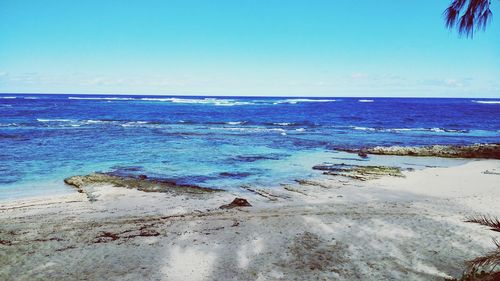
xmin=1 ymin=94 xmax=499 ymax=199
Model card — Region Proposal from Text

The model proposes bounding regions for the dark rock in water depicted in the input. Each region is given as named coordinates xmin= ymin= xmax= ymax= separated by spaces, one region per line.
xmin=331 ymin=156 xmax=368 ymax=162
xmin=335 ymin=143 xmax=500 ymax=159
xmin=64 ymin=172 xmax=222 ymax=194
xmin=219 ymin=198 xmax=252 ymax=209
xmin=358 ymin=151 xmax=368 ymax=158
xmin=312 ymin=163 xmax=357 ymax=172
xmin=219 ymin=172 xmax=251 ymax=178
xmin=110 ymin=165 xmax=143 ymax=171
xmin=230 ymin=153 xmax=290 ymax=162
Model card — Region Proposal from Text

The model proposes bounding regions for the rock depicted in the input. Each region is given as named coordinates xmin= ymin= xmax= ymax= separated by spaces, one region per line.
xmin=358 ymin=151 xmax=368 ymax=158
xmin=335 ymin=143 xmax=500 ymax=159
xmin=230 ymin=153 xmax=290 ymax=162
xmin=219 ymin=172 xmax=251 ymax=178
xmin=312 ymin=163 xmax=404 ymax=181
xmin=64 ymin=172 xmax=222 ymax=195
xmin=219 ymin=198 xmax=252 ymax=209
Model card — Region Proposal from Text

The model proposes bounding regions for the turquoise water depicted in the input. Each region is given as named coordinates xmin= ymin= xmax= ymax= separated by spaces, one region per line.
xmin=1 ymin=94 xmax=498 ymax=199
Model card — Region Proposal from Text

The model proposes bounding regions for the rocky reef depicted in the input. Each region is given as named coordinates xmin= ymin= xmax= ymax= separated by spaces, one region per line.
xmin=338 ymin=143 xmax=500 ymax=159
xmin=64 ymin=172 xmax=222 ymax=196
xmin=313 ymin=163 xmax=405 ymax=181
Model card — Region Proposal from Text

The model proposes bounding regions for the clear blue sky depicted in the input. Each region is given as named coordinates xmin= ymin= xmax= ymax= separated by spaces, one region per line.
xmin=0 ymin=0 xmax=499 ymax=97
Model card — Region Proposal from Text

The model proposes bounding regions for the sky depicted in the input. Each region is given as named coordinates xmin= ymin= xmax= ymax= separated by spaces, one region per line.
xmin=0 ymin=0 xmax=499 ymax=97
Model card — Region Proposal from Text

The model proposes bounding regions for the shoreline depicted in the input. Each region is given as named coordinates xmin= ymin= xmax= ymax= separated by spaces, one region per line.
xmin=1 ymin=158 xmax=499 ymax=280
xmin=3 ymin=143 xmax=497 ymax=202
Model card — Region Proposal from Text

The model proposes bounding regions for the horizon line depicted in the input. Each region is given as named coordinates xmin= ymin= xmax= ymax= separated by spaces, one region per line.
xmin=0 ymin=92 xmax=499 ymax=99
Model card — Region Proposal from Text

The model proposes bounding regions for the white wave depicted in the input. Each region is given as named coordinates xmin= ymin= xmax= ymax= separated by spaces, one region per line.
xmin=430 ymin=128 xmax=446 ymax=133
xmin=82 ymin=119 xmax=116 ymax=124
xmin=0 ymin=123 xmax=18 ymax=127
xmin=0 ymin=96 xmax=16 ymax=99
xmin=391 ymin=127 xmax=467 ymax=133
xmin=210 ymin=127 xmax=286 ymax=133
xmin=225 ymin=121 xmax=246 ymax=125
xmin=295 ymin=128 xmax=306 ymax=132
xmin=473 ymin=100 xmax=500 ymax=104
xmin=37 ymin=118 xmax=74 ymax=122
xmin=68 ymin=97 xmax=135 ymax=100
xmin=351 ymin=126 xmax=467 ymax=134
xmin=273 ymin=122 xmax=293 ymax=126
xmin=141 ymin=97 xmax=253 ymax=106
xmin=358 ymin=99 xmax=374 ymax=103
xmin=215 ymin=101 xmax=253 ymax=106
xmin=274 ymin=98 xmax=336 ymax=104
xmin=389 ymin=128 xmax=416 ymax=132
xmin=140 ymin=98 xmax=175 ymax=102
xmin=24 ymin=97 xmax=39 ymax=99
xmin=120 ymin=121 xmax=154 ymax=127
xmin=351 ymin=126 xmax=377 ymax=131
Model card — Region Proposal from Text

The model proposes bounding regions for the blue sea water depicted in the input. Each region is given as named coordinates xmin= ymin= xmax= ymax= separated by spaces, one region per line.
xmin=1 ymin=94 xmax=499 ymax=199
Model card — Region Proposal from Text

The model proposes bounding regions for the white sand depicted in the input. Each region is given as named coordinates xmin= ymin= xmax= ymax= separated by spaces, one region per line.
xmin=1 ymin=160 xmax=499 ymax=280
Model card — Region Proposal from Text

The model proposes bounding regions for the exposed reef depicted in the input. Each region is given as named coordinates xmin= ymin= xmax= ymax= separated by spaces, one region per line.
xmin=313 ymin=163 xmax=405 ymax=181
xmin=64 ymin=172 xmax=222 ymax=196
xmin=337 ymin=143 xmax=500 ymax=159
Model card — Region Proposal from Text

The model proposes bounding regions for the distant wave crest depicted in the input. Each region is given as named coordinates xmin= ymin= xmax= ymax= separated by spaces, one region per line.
xmin=64 ymin=96 xmax=345 ymax=106
xmin=68 ymin=97 xmax=135 ymax=101
xmin=273 ymin=98 xmax=336 ymax=105
xmin=473 ymin=100 xmax=500 ymax=104
xmin=350 ymin=126 xmax=468 ymax=133
xmin=36 ymin=118 xmax=74 ymax=122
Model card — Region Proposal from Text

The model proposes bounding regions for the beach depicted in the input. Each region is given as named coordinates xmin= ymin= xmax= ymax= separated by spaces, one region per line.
xmin=2 ymin=0 xmax=499 ymax=279
xmin=1 ymin=158 xmax=499 ymax=280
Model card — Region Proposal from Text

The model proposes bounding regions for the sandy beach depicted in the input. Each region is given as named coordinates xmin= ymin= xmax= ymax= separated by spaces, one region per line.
xmin=2 ymin=0 xmax=499 ymax=279
xmin=1 ymin=159 xmax=499 ymax=280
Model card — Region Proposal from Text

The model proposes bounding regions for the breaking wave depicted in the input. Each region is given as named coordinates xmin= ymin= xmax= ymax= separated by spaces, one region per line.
xmin=350 ymin=126 xmax=468 ymax=133
xmin=473 ymin=100 xmax=500 ymax=104
xmin=273 ymin=98 xmax=336 ymax=104
xmin=68 ymin=97 xmax=136 ymax=101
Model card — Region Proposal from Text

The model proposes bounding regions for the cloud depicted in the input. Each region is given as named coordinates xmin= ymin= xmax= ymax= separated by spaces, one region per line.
xmin=350 ymin=72 xmax=368 ymax=80
xmin=419 ymin=78 xmax=471 ymax=88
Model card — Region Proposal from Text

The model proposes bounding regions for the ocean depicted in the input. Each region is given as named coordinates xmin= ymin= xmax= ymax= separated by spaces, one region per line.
xmin=1 ymin=94 xmax=499 ymax=199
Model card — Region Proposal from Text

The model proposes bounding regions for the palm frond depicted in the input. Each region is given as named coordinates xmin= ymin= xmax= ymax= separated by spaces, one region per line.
xmin=466 ymin=248 xmax=500 ymax=271
xmin=477 ymin=8 xmax=493 ymax=30
xmin=445 ymin=0 xmax=468 ymax=28
xmin=465 ymin=215 xmax=500 ymax=232
xmin=444 ymin=0 xmax=493 ymax=38
xmin=493 ymin=238 xmax=500 ymax=248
